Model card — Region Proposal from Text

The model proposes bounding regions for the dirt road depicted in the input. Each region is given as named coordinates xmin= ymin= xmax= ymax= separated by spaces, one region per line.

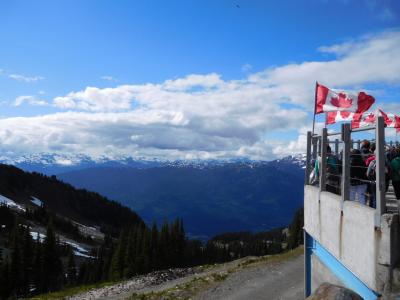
xmin=67 ymin=249 xmax=304 ymax=300
xmin=196 ymin=254 xmax=304 ymax=300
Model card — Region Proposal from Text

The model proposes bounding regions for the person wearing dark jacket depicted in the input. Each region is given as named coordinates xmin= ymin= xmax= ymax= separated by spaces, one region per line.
xmin=360 ymin=140 xmax=371 ymax=162
xmin=350 ymin=149 xmax=368 ymax=205
xmin=390 ymin=148 xmax=400 ymax=200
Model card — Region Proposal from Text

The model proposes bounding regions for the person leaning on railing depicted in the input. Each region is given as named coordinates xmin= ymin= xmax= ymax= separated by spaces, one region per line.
xmin=350 ymin=149 xmax=368 ymax=205
xmin=366 ymin=145 xmax=393 ymax=208
xmin=390 ymin=148 xmax=400 ymax=200
xmin=310 ymin=145 xmax=340 ymax=194
xmin=365 ymin=143 xmax=376 ymax=208
xmin=360 ymin=139 xmax=371 ymax=161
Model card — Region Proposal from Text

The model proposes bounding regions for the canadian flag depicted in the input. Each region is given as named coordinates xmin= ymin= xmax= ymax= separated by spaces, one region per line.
xmin=351 ymin=110 xmax=400 ymax=130
xmin=315 ymin=83 xmax=375 ymax=114
xmin=326 ymin=111 xmax=355 ymax=125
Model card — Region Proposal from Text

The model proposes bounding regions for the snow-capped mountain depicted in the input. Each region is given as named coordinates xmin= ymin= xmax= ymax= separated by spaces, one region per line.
xmin=272 ymin=154 xmax=307 ymax=168
xmin=0 ymin=153 xmax=305 ymax=175
xmin=0 ymin=153 xmax=164 ymax=175
xmin=0 ymin=152 xmax=306 ymax=239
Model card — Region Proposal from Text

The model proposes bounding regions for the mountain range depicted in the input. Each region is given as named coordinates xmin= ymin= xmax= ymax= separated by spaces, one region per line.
xmin=2 ymin=153 xmax=305 ymax=240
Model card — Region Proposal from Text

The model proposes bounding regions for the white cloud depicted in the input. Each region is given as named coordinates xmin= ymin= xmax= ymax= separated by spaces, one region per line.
xmin=162 ymin=73 xmax=223 ymax=91
xmin=241 ymin=63 xmax=252 ymax=72
xmin=9 ymin=74 xmax=44 ymax=82
xmin=101 ymin=75 xmax=117 ymax=82
xmin=54 ymin=86 xmax=134 ymax=111
xmin=13 ymin=95 xmax=48 ymax=107
xmin=1 ymin=30 xmax=400 ymax=160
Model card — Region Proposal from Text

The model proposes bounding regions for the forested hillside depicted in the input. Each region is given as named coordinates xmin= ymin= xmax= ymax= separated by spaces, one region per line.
xmin=0 ymin=164 xmax=143 ymax=234
xmin=59 ymin=162 xmax=304 ymax=238
xmin=0 ymin=164 xmax=303 ymax=299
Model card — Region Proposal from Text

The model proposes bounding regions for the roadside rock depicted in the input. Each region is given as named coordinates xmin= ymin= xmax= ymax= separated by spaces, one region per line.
xmin=67 ymin=268 xmax=196 ymax=300
xmin=307 ymin=283 xmax=362 ymax=300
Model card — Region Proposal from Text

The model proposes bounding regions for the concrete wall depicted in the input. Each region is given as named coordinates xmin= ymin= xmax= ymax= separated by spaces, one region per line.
xmin=311 ymin=254 xmax=344 ymax=293
xmin=304 ymin=185 xmax=399 ymax=293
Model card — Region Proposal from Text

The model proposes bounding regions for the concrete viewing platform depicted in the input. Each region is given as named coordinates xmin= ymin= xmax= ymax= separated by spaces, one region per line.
xmin=304 ymin=117 xmax=400 ymax=299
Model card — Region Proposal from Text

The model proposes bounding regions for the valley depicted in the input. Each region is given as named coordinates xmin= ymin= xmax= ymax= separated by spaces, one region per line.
xmin=0 ymin=162 xmax=304 ymax=299
xmin=56 ymin=155 xmax=305 ymax=239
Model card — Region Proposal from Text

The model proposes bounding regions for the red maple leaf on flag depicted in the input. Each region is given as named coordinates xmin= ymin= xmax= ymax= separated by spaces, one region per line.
xmin=378 ymin=110 xmax=393 ymax=126
xmin=339 ymin=111 xmax=352 ymax=118
xmin=364 ymin=113 xmax=375 ymax=123
xmin=330 ymin=93 xmax=353 ymax=108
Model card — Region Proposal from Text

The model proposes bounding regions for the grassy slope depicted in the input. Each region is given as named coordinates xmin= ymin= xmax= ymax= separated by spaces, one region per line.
xmin=30 ymin=247 xmax=303 ymax=300
xmin=28 ymin=281 xmax=117 ymax=300
xmin=128 ymin=246 xmax=304 ymax=300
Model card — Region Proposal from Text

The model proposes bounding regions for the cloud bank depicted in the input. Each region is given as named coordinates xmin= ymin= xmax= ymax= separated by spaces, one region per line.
xmin=1 ymin=30 xmax=400 ymax=161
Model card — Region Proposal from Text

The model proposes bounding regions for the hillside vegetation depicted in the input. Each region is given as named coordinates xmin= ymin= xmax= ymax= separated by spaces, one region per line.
xmin=0 ymin=164 xmax=304 ymax=299
xmin=59 ymin=162 xmax=304 ymax=238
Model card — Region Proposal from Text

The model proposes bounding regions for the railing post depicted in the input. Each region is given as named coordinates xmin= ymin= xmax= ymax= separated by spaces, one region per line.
xmin=357 ymin=140 xmax=361 ymax=150
xmin=341 ymin=123 xmax=351 ymax=208
xmin=318 ymin=136 xmax=322 ymax=156
xmin=312 ymin=137 xmax=318 ymax=161
xmin=319 ymin=128 xmax=328 ymax=191
xmin=375 ymin=116 xmax=386 ymax=228
xmin=335 ymin=139 xmax=339 ymax=156
xmin=305 ymin=131 xmax=312 ymax=185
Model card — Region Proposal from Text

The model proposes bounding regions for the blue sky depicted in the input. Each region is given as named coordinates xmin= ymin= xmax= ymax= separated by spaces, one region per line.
xmin=0 ymin=0 xmax=399 ymax=161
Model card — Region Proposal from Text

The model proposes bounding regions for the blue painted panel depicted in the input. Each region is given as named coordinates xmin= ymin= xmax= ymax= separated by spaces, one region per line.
xmin=305 ymin=231 xmax=379 ymax=300
xmin=305 ymin=231 xmax=313 ymax=297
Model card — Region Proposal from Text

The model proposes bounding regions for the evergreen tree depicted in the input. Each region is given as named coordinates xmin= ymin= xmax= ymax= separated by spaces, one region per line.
xmin=287 ymin=208 xmax=304 ymax=249
xmin=109 ymin=230 xmax=127 ymax=280
xmin=67 ymin=249 xmax=77 ymax=286
xmin=150 ymin=221 xmax=159 ymax=270
xmin=77 ymin=262 xmax=88 ymax=284
xmin=42 ymin=221 xmax=63 ymax=292
xmin=100 ymin=233 xmax=114 ymax=281
xmin=32 ymin=235 xmax=44 ymax=293
xmin=0 ymin=259 xmax=11 ymax=299
xmin=21 ymin=226 xmax=33 ymax=296
xmin=133 ymin=225 xmax=145 ymax=274
xmin=159 ymin=220 xmax=170 ymax=269
xmin=141 ymin=229 xmax=151 ymax=273
xmin=178 ymin=219 xmax=185 ymax=263
xmin=123 ymin=228 xmax=136 ymax=278
xmin=9 ymin=223 xmax=23 ymax=297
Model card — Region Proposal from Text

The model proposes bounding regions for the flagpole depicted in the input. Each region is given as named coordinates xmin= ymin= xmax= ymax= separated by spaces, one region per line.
xmin=312 ymin=81 xmax=318 ymax=135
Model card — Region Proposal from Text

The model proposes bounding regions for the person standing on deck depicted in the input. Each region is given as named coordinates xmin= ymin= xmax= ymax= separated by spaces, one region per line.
xmin=350 ymin=149 xmax=368 ymax=204
xmin=360 ymin=140 xmax=371 ymax=162
xmin=366 ymin=143 xmax=376 ymax=208
xmin=390 ymin=148 xmax=400 ymax=200
xmin=311 ymin=145 xmax=340 ymax=194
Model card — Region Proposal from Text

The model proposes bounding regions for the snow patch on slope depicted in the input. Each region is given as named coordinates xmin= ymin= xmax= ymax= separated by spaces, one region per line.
xmin=0 ymin=194 xmax=26 ymax=211
xmin=30 ymin=196 xmax=43 ymax=206
xmin=30 ymin=231 xmax=46 ymax=242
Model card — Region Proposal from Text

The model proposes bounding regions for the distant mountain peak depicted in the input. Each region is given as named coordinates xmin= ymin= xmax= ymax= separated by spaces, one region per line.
xmin=0 ymin=152 xmax=306 ymax=174
xmin=272 ymin=153 xmax=307 ymax=169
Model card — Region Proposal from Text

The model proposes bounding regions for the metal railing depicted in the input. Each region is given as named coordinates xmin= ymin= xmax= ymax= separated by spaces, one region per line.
xmin=305 ymin=116 xmax=391 ymax=228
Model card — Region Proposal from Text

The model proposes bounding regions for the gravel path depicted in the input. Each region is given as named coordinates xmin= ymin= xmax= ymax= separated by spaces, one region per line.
xmin=67 ymin=258 xmax=252 ymax=300
xmin=67 ymin=268 xmax=197 ymax=300
xmin=68 ymin=251 xmax=304 ymax=300
xmin=195 ymin=254 xmax=304 ymax=300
